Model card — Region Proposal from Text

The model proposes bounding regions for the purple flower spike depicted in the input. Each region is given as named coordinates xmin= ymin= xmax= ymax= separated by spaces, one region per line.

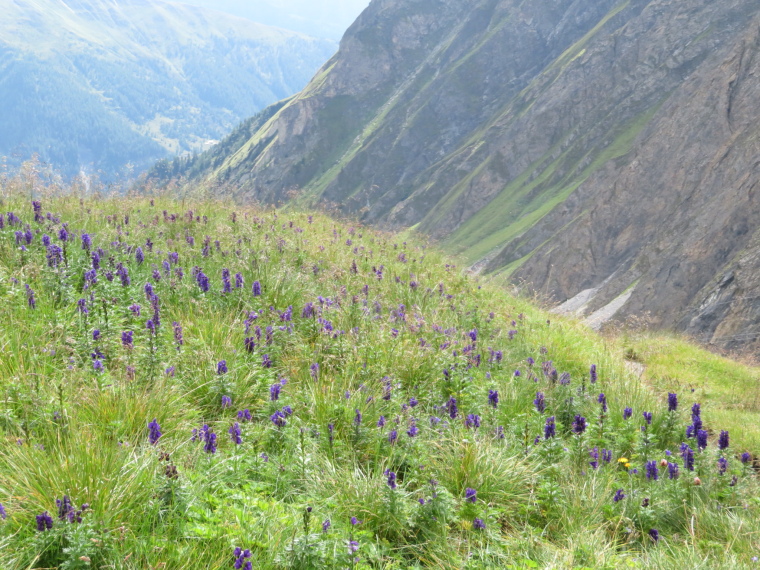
xmin=252 ymin=281 xmax=262 ymax=296
xmin=718 ymin=430 xmax=729 ymax=450
xmin=148 ymin=419 xmax=162 ymax=445
xmin=25 ymin=285 xmax=36 ymax=309
xmin=473 ymin=518 xmax=485 ymax=530
xmin=217 ymin=360 xmax=228 ymax=375
xmin=204 ymin=431 xmax=217 ymax=453
xmin=221 ymin=395 xmax=232 ymax=408
xmin=385 ymin=470 xmax=397 ymax=490
xmin=229 ymin=422 xmax=242 ymax=445
xmin=36 ymin=511 xmax=54 ymax=531
xmin=697 ymin=429 xmax=708 ymax=451
xmin=488 ymin=390 xmax=499 ymax=408
xmin=667 ymin=393 xmax=678 ymax=412
xmin=465 ymin=488 xmax=477 ymax=503
xmin=645 ymin=460 xmax=659 ymax=480
xmin=121 ymin=330 xmax=134 ymax=348
xmin=572 ymin=415 xmax=587 ymax=435
xmin=534 ymin=392 xmax=545 ymax=413
xmin=613 ymin=489 xmax=625 ymax=502
xmin=544 ymin=416 xmax=556 ymax=439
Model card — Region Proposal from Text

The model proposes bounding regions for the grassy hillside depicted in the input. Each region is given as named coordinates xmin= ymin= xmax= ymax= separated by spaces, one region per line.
xmin=0 ymin=180 xmax=759 ymax=567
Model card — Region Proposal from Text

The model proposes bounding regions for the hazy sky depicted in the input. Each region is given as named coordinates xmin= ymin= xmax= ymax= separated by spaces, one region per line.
xmin=176 ymin=0 xmax=372 ymax=40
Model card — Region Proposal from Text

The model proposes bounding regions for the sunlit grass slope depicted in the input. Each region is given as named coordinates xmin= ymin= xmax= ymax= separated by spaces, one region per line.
xmin=0 ymin=186 xmax=758 ymax=569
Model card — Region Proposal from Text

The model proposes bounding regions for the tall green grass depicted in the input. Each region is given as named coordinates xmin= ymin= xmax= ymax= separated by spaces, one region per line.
xmin=0 ymin=179 xmax=758 ymax=568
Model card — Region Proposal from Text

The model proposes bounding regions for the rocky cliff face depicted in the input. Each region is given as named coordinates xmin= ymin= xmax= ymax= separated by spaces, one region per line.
xmin=173 ymin=0 xmax=760 ymax=352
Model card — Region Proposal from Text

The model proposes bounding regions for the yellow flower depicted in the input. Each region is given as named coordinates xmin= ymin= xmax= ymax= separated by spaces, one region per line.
xmin=618 ymin=457 xmax=628 ymax=464
xmin=624 ymin=463 xmax=632 ymax=469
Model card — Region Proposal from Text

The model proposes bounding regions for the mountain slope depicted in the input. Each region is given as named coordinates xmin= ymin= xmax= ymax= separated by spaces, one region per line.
xmin=0 ymin=0 xmax=336 ymax=177
xmin=161 ymin=0 xmax=760 ymax=351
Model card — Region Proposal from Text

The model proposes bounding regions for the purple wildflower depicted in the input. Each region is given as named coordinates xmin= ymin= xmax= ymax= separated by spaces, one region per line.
xmin=718 ymin=430 xmax=729 ymax=450
xmin=121 ymin=330 xmax=134 ymax=348
xmin=252 ymin=281 xmax=262 ymax=296
xmin=534 ymin=392 xmax=546 ymax=413
xmin=589 ymin=447 xmax=599 ymax=470
xmin=322 ymin=519 xmax=331 ymax=532
xmin=741 ymin=452 xmax=751 ymax=464
xmin=271 ymin=410 xmax=287 ymax=428
xmin=204 ymin=431 xmax=217 ymax=453
xmin=697 ymin=429 xmax=708 ymax=451
xmin=623 ymin=407 xmax=633 ymax=420
xmin=221 ymin=395 xmax=232 ymax=409
xmin=407 ymin=420 xmax=419 ymax=437
xmin=196 ymin=271 xmax=209 ymax=292
xmin=645 ymin=460 xmax=659 ymax=480
xmin=465 ymin=414 xmax=480 ymax=429
xmin=36 ymin=512 xmax=54 ymax=531
xmin=229 ymin=423 xmax=242 ymax=445
xmin=465 ymin=488 xmax=477 ymax=503
xmin=473 ymin=518 xmax=486 ymax=530
xmin=135 ymin=247 xmax=144 ymax=264
xmin=572 ymin=415 xmax=587 ymax=435
xmin=388 ymin=429 xmax=398 ymax=444
xmin=643 ymin=411 xmax=652 ymax=425
xmin=668 ymin=462 xmax=679 ymax=479
xmin=544 ymin=416 xmax=556 ymax=439
xmin=590 ymin=364 xmax=597 ymax=384
xmin=385 ymin=470 xmax=397 ymax=490
xmin=217 ymin=360 xmax=228 ymax=375
xmin=682 ymin=445 xmax=695 ymax=471
xmin=148 ymin=419 xmax=162 ymax=445
xmin=173 ymin=322 xmax=183 ymax=349
xmin=25 ymin=285 xmax=36 ymax=309
xmin=233 ymin=547 xmax=252 ymax=570
xmin=488 ymin=389 xmax=499 ymax=408
xmin=668 ymin=393 xmax=678 ymax=412
xmin=447 ymin=396 xmax=458 ymax=419
xmin=598 ymin=393 xmax=607 ymax=413
xmin=718 ymin=456 xmax=728 ymax=475
xmin=649 ymin=529 xmax=659 ymax=543
xmin=613 ymin=489 xmax=625 ymax=502
xmin=238 ymin=409 xmax=252 ymax=422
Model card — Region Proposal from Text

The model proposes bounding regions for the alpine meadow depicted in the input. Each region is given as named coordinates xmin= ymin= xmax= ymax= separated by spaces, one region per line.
xmin=4 ymin=0 xmax=760 ymax=568
xmin=0 ymin=171 xmax=760 ymax=569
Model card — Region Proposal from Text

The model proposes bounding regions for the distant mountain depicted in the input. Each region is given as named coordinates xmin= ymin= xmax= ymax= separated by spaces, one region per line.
xmin=0 ymin=0 xmax=336 ymax=177
xmin=177 ymin=0 xmax=371 ymax=40
xmin=159 ymin=0 xmax=760 ymax=352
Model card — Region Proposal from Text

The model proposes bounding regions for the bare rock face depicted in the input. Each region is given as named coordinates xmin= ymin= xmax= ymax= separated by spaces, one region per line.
xmin=171 ymin=0 xmax=760 ymax=351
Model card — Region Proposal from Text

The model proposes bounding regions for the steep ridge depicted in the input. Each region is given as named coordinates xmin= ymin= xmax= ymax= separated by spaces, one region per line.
xmin=166 ymin=0 xmax=760 ymax=351
xmin=0 ymin=0 xmax=336 ymax=177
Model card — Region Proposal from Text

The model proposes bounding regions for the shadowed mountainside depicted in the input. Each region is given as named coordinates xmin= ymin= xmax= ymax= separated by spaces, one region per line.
xmin=154 ymin=0 xmax=760 ymax=352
